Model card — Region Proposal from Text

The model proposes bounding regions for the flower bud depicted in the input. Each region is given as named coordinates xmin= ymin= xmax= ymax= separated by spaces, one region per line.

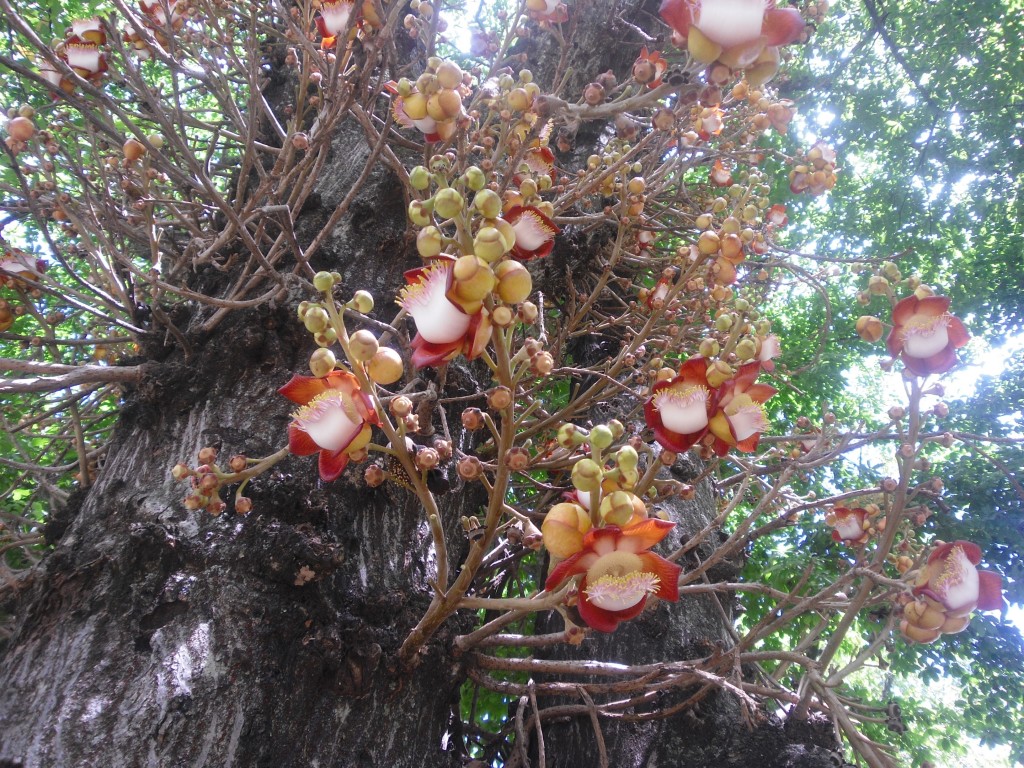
xmin=492 ymin=305 xmax=514 ymax=327
xmin=351 ymin=290 xmax=374 ymax=313
xmin=463 ymin=165 xmax=486 ymax=191
xmin=409 ymin=199 xmax=433 ymax=227
xmin=228 ymin=455 xmax=247 ymax=473
xmin=705 ymin=360 xmax=734 ymax=387
xmin=310 ymin=347 xmax=337 ymax=377
xmin=197 ymin=446 xmax=218 ymax=464
xmin=589 ymin=424 xmax=614 ymax=450
xmin=616 ymin=445 xmax=638 ymax=470
xmin=856 ymin=315 xmax=884 ymax=342
xmin=434 ymin=188 xmax=465 ymax=219
xmin=457 ymin=455 xmax=483 ymax=480
xmin=494 ymin=260 xmax=532 ymax=303
xmin=235 ymin=496 xmax=253 ymax=515
xmin=531 ymin=351 xmax=554 ymax=375
xmin=600 ymin=491 xmax=636 ymax=526
xmin=368 ymin=347 xmax=404 ymax=385
xmin=364 ymin=464 xmax=386 ymax=487
xmin=409 ymin=165 xmax=431 ymax=190
xmin=416 ymin=447 xmax=440 ymax=470
xmin=474 ymin=226 xmax=508 ymax=262
xmin=557 ymin=423 xmax=586 ymax=449
xmin=416 ymin=226 xmax=444 ymax=258
xmin=391 ymin=395 xmax=414 ymax=418
xmin=571 ymin=458 xmax=602 ymax=493
xmin=542 ymin=502 xmax=591 ymax=558
xmin=303 ymin=305 xmax=330 ymax=334
xmin=433 ymin=438 xmax=453 ymax=460
xmin=462 ymin=407 xmax=484 ymax=430
xmin=504 ymin=446 xmax=531 ymax=471
xmin=474 ymin=188 xmax=502 ymax=219
xmin=349 ymin=329 xmax=379 ymax=362
xmin=171 ymin=463 xmax=191 ymax=481
xmin=123 ymin=138 xmax=146 ymax=162
xmin=518 ymin=301 xmax=539 ymax=324
xmin=313 ymin=271 xmax=336 ymax=292
xmin=487 ymin=386 xmax=512 ymax=410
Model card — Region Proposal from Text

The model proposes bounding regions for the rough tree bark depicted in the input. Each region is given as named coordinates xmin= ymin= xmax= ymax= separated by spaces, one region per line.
xmin=0 ymin=1 xmax=847 ymax=766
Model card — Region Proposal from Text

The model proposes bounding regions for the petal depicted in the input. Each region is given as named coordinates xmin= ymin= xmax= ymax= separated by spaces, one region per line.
xmin=279 ymin=374 xmax=328 ymax=405
xmin=977 ymin=570 xmax=1004 ymax=612
xmin=744 ymin=382 xmax=778 ymax=404
xmin=947 ymin=316 xmax=970 ymax=349
xmin=410 ymin=335 xmax=460 ymax=368
xmin=318 ymin=448 xmax=349 ymax=482
xmin=940 ymin=540 xmax=982 ymax=565
xmin=904 ymin=346 xmax=957 ymax=376
xmin=659 ymin=0 xmax=695 ymax=37
xmin=545 ymin=550 xmax=598 ymax=591
xmin=288 ymin=423 xmax=320 ymax=456
xmin=650 ymin=419 xmax=705 ymax=453
xmin=638 ymin=552 xmax=682 ymax=602
xmin=616 ymin=518 xmax=676 ymax=552
xmin=890 ymin=295 xmax=922 ymax=327
xmin=578 ymin=587 xmax=645 ymax=632
xmin=761 ymin=6 xmax=804 ymax=46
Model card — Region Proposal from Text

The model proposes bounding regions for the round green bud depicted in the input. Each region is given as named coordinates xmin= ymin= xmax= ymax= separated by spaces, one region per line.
xmin=589 ymin=424 xmax=614 ymax=450
xmin=571 ymin=458 xmax=603 ymax=493
xmin=351 ymin=290 xmax=374 ymax=314
xmin=303 ymin=305 xmax=330 ymax=334
xmin=474 ymin=189 xmax=502 ymax=220
xmin=463 ymin=165 xmax=486 ymax=191
xmin=313 ymin=271 xmax=335 ymax=292
xmin=309 ymin=347 xmax=337 ymax=378
xmin=714 ymin=314 xmax=734 ymax=332
xmin=434 ymin=188 xmax=465 ymax=220
xmin=409 ymin=165 xmax=431 ymax=191
xmin=409 ymin=199 xmax=433 ymax=227
xmin=616 ymin=445 xmax=638 ymax=470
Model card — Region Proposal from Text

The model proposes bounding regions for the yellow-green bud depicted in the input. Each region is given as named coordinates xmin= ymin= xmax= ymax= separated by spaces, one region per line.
xmin=368 ymin=347 xmax=404 ymax=385
xmin=473 ymin=189 xmax=502 ymax=219
xmin=351 ymin=290 xmax=374 ymax=314
xmin=396 ymin=78 xmax=414 ymax=97
xmin=313 ymin=271 xmax=335 ymax=292
xmin=297 ymin=301 xmax=311 ymax=321
xmin=616 ymin=445 xmax=638 ymax=470
xmin=589 ymin=424 xmax=614 ymax=450
xmin=409 ymin=165 xmax=431 ymax=190
xmin=409 ymin=199 xmax=432 ymax=226
xmin=600 ymin=491 xmax=634 ymax=526
xmin=416 ymin=226 xmax=444 ymax=258
xmin=494 ymin=260 xmax=532 ymax=303
xmin=735 ymin=337 xmax=757 ymax=361
xmin=699 ymin=338 xmax=720 ymax=357
xmin=474 ymin=227 xmax=507 ymax=263
xmin=315 ymin=327 xmax=338 ymax=347
xmin=303 ymin=305 xmax=330 ymax=334
xmin=434 ymin=188 xmax=465 ymax=220
xmin=557 ymin=423 xmax=587 ymax=449
xmin=310 ymin=347 xmax=337 ymax=377
xmin=349 ymin=329 xmax=379 ymax=362
xmin=714 ymin=314 xmax=734 ymax=332
xmin=463 ymin=165 xmax=486 ymax=191
xmin=519 ymin=178 xmax=538 ymax=198
xmin=571 ymin=461 xmax=602 ymax=494
xmin=436 ymin=60 xmax=463 ymax=89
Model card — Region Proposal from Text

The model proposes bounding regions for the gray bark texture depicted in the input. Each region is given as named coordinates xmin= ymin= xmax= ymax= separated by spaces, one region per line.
xmin=0 ymin=1 xmax=848 ymax=766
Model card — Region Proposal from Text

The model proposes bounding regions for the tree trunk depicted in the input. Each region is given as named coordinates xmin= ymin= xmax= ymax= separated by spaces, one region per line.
xmin=0 ymin=1 xmax=848 ymax=766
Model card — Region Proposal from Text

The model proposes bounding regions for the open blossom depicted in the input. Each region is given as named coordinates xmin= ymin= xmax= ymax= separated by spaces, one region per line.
xmin=708 ymin=361 xmax=777 ymax=456
xmin=632 ymin=47 xmax=668 ymax=88
xmin=545 ymin=520 xmax=682 ymax=632
xmin=315 ymin=0 xmax=353 ymax=48
xmin=886 ymin=295 xmax=969 ymax=376
xmin=757 ymin=334 xmax=781 ymax=372
xmin=826 ymin=506 xmax=871 ymax=545
xmin=0 ymin=249 xmax=45 ymax=288
xmin=398 ymin=262 xmax=492 ymax=368
xmin=644 ymin=356 xmax=715 ymax=453
xmin=660 ymin=0 xmax=804 ymax=69
xmin=526 ymin=0 xmax=569 ymax=23
xmin=901 ymin=541 xmax=1003 ymax=644
xmin=504 ymin=206 xmax=558 ymax=261
xmin=279 ymin=371 xmax=379 ymax=482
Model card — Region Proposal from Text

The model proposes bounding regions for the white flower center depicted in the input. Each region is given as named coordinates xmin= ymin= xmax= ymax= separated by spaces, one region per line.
xmin=399 ymin=265 xmax=471 ymax=344
xmin=832 ymin=510 xmax=864 ymax=540
xmin=586 ymin=569 xmax=660 ymax=612
xmin=725 ymin=395 xmax=768 ymax=442
xmin=903 ymin=316 xmax=950 ymax=358
xmin=511 ymin=210 xmax=552 ymax=251
xmin=654 ymin=384 xmax=709 ymax=434
xmin=293 ymin=391 xmax=361 ymax=452
xmin=320 ymin=0 xmax=353 ymax=34
xmin=934 ymin=545 xmax=979 ymax=613
xmin=66 ymin=44 xmax=101 ymax=74
xmin=696 ymin=0 xmax=767 ymax=49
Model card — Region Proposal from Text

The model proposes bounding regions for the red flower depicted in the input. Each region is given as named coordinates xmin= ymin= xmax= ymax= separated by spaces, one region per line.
xmin=314 ymin=0 xmax=354 ymax=49
xmin=504 ymin=205 xmax=558 ymax=261
xmin=826 ymin=506 xmax=871 ymax=545
xmin=545 ymin=520 xmax=682 ymax=632
xmin=633 ymin=47 xmax=669 ymax=88
xmin=644 ymin=357 xmax=716 ymax=453
xmin=886 ymin=295 xmax=969 ymax=376
xmin=398 ymin=262 xmax=492 ymax=368
xmin=708 ymin=362 xmax=776 ymax=456
xmin=279 ymin=371 xmax=379 ymax=482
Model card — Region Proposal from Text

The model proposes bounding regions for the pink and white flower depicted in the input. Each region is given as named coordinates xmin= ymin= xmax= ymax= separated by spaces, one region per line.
xmin=707 ymin=361 xmax=776 ymax=456
xmin=315 ymin=0 xmax=354 ymax=48
xmin=504 ymin=205 xmax=559 ymax=261
xmin=660 ymin=0 xmax=805 ymax=65
xmin=279 ymin=371 xmax=379 ymax=482
xmin=886 ymin=295 xmax=969 ymax=377
xmin=644 ymin=357 xmax=716 ymax=453
xmin=545 ymin=519 xmax=682 ymax=632
xmin=398 ymin=262 xmax=492 ymax=368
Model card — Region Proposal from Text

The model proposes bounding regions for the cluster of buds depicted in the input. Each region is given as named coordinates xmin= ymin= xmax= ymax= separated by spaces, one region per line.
xmin=38 ymin=18 xmax=109 ymax=95
xmin=172 ymin=447 xmax=252 ymax=515
xmin=521 ymin=337 xmax=554 ymax=376
xmin=403 ymin=0 xmax=443 ymax=39
xmin=789 ymin=142 xmax=838 ymax=196
xmin=826 ymin=503 xmax=883 ymax=546
xmin=388 ymin=58 xmax=470 ymax=142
